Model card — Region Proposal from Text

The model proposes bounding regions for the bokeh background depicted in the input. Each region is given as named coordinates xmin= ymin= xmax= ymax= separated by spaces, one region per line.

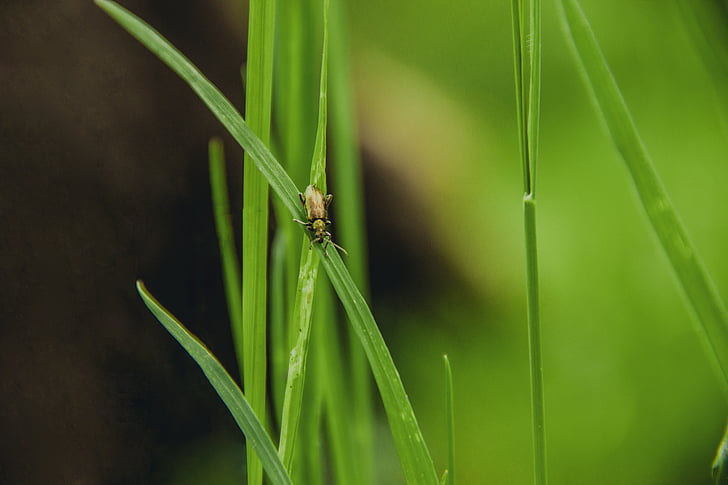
xmin=2 ymin=0 xmax=727 ymax=484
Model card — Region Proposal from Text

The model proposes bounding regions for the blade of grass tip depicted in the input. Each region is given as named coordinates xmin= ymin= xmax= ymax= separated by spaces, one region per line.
xmin=208 ymin=138 xmax=244 ymax=379
xmin=242 ymin=0 xmax=277 ymax=482
xmin=96 ymin=3 xmax=438 ymax=481
xmin=135 ymin=281 xmax=293 ymax=485
xmin=329 ymin=0 xmax=374 ymax=480
xmin=443 ymin=355 xmax=455 ymax=485
xmin=278 ymin=0 xmax=329 ymax=470
xmin=560 ymin=0 xmax=728 ymax=394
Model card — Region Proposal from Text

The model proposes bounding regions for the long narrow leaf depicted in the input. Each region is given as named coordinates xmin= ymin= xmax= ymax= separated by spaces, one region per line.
xmin=241 ymin=0 xmax=277 ymax=482
xmin=329 ymin=0 xmax=374 ymax=479
xmin=96 ymin=2 xmax=438 ymax=482
xmin=560 ymin=0 xmax=728 ymax=393
xmin=135 ymin=281 xmax=292 ymax=485
xmin=208 ymin=138 xmax=244 ymax=378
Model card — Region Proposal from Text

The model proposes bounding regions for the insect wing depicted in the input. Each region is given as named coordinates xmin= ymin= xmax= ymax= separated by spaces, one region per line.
xmin=304 ymin=185 xmax=328 ymax=220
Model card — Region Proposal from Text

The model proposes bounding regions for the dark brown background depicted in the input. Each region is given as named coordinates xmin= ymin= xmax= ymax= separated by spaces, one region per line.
xmin=0 ymin=1 xmax=251 ymax=483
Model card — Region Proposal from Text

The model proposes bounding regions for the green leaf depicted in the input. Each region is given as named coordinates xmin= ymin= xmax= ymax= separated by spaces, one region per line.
xmin=511 ymin=1 xmax=547 ymax=485
xmin=135 ymin=281 xmax=293 ymax=485
xmin=713 ymin=422 xmax=728 ymax=485
xmin=96 ymin=1 xmax=438 ymax=482
xmin=560 ymin=0 xmax=728 ymax=394
xmin=278 ymin=0 xmax=328 ymax=471
xmin=443 ymin=355 xmax=455 ymax=485
xmin=241 ymin=0 xmax=277 ymax=483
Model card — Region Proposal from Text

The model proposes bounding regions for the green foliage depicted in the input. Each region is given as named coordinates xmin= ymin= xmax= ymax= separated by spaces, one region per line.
xmin=96 ymin=1 xmax=438 ymax=483
xmin=136 ymin=281 xmax=293 ymax=485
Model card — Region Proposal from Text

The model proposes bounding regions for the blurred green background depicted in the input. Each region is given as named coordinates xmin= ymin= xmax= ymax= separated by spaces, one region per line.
xmin=2 ymin=0 xmax=727 ymax=484
xmin=342 ymin=0 xmax=728 ymax=484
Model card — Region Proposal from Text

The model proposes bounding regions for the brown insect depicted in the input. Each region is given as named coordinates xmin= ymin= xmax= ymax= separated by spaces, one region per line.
xmin=293 ymin=184 xmax=347 ymax=255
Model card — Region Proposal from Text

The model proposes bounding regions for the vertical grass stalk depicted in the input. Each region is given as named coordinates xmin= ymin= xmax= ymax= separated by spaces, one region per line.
xmin=329 ymin=0 xmax=374 ymax=480
xmin=511 ymin=0 xmax=547 ymax=484
xmin=277 ymin=0 xmax=330 ymax=472
xmin=444 ymin=355 xmax=455 ymax=485
xmin=242 ymin=0 xmax=277 ymax=483
xmin=208 ymin=138 xmax=244 ymax=376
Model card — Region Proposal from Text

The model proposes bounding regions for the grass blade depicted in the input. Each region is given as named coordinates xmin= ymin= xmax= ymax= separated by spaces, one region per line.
xmin=511 ymin=1 xmax=547 ymax=484
xmin=242 ymin=0 xmax=277 ymax=482
xmin=94 ymin=0 xmax=301 ymax=217
xmin=135 ymin=281 xmax=292 ymax=485
xmin=713 ymin=422 xmax=728 ymax=484
xmin=96 ymin=2 xmax=438 ymax=482
xmin=329 ymin=0 xmax=374 ymax=479
xmin=279 ymin=0 xmax=328 ymax=469
xmin=278 ymin=242 xmax=319 ymax=470
xmin=676 ymin=0 xmax=728 ymax=122
xmin=319 ymin=248 xmax=439 ymax=484
xmin=208 ymin=138 xmax=244 ymax=378
xmin=443 ymin=355 xmax=455 ymax=485
xmin=560 ymin=0 xmax=728 ymax=393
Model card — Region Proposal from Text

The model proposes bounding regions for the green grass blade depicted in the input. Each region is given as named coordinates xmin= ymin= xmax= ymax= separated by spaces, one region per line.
xmin=329 ymin=1 xmax=374 ymax=479
xmin=278 ymin=0 xmax=328 ymax=469
xmin=317 ymin=282 xmax=359 ymax=485
xmin=523 ymin=195 xmax=546 ymax=485
xmin=135 ymin=281 xmax=293 ymax=485
xmin=208 ymin=138 xmax=244 ymax=378
xmin=278 ymin=242 xmax=319 ymax=470
xmin=510 ymin=0 xmax=528 ymax=193
xmin=560 ymin=0 xmax=728 ymax=393
xmin=676 ymin=0 xmax=728 ymax=122
xmin=242 ymin=0 xmax=277 ymax=482
xmin=94 ymin=0 xmax=301 ymax=217
xmin=319 ymin=248 xmax=439 ymax=485
xmin=96 ymin=3 xmax=438 ymax=481
xmin=511 ymin=1 xmax=547 ymax=484
xmin=443 ymin=355 xmax=455 ymax=485
xmin=713 ymin=422 xmax=728 ymax=484
xmin=269 ymin=230 xmax=289 ymax=423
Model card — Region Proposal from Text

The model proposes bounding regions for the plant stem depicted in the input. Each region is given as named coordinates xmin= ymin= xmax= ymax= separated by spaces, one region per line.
xmin=242 ymin=0 xmax=277 ymax=483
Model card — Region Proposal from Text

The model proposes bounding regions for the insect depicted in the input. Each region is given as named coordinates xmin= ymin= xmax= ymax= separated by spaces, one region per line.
xmin=293 ymin=184 xmax=348 ymax=256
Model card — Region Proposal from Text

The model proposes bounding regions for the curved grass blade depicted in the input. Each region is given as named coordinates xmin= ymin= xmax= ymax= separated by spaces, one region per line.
xmin=94 ymin=0 xmax=302 ymax=219
xmin=135 ymin=281 xmax=293 ymax=485
xmin=97 ymin=2 xmax=438 ymax=482
xmin=560 ymin=0 xmax=728 ymax=394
